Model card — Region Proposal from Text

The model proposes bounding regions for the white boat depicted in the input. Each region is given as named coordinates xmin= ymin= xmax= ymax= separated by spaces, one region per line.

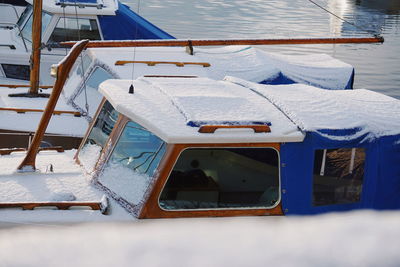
xmin=0 ymin=0 xmax=173 ymax=85
xmin=0 ymin=42 xmax=356 ymax=148
xmin=0 ymin=42 xmax=399 ymax=223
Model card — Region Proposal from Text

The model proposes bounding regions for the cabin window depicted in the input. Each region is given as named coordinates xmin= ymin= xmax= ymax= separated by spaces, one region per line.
xmin=159 ymin=147 xmax=280 ymax=210
xmin=74 ymin=67 xmax=112 ymax=112
xmin=48 ymin=17 xmax=101 ymax=43
xmin=313 ymin=148 xmax=365 ymax=206
xmin=20 ymin=10 xmax=52 ymax=42
xmin=17 ymin=4 xmax=33 ymax=28
xmin=1 ymin=64 xmax=30 ymax=80
xmin=78 ymin=100 xmax=118 ymax=172
xmin=97 ymin=121 xmax=166 ymax=205
xmin=76 ymin=53 xmax=92 ymax=76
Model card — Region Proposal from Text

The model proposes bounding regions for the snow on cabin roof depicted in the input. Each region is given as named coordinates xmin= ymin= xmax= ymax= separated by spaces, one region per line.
xmin=26 ymin=0 xmax=118 ymax=15
xmin=227 ymin=77 xmax=400 ymax=140
xmin=99 ymin=77 xmax=304 ymax=144
xmin=0 ymin=86 xmax=88 ymax=136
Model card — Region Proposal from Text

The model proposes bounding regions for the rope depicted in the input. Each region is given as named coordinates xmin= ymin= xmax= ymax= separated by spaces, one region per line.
xmin=130 ymin=0 xmax=142 ymax=91
xmin=73 ymin=0 xmax=89 ymax=116
xmin=62 ymin=5 xmax=68 ymax=56
xmin=307 ymin=0 xmax=381 ymax=37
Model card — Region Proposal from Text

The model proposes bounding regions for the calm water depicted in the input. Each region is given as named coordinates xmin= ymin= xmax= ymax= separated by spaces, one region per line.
xmin=123 ymin=0 xmax=400 ymax=99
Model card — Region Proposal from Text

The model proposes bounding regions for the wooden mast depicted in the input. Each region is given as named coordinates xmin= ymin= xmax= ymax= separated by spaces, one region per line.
xmin=17 ymin=40 xmax=89 ymax=172
xmin=9 ymin=0 xmax=49 ymax=98
xmin=61 ymin=36 xmax=384 ymax=48
xmin=28 ymin=0 xmax=43 ymax=96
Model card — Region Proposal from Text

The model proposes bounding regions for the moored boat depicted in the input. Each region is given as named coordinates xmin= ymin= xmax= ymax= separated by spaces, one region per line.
xmin=0 ymin=44 xmax=399 ymax=222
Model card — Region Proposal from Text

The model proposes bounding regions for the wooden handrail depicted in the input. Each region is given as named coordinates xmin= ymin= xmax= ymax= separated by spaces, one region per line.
xmin=0 ymin=107 xmax=81 ymax=116
xmin=0 ymin=146 xmax=64 ymax=156
xmin=0 ymin=84 xmax=52 ymax=89
xmin=62 ymin=37 xmax=384 ymax=48
xmin=0 ymin=201 xmax=106 ymax=214
xmin=198 ymin=125 xmax=271 ymax=133
xmin=115 ymin=60 xmax=211 ymax=67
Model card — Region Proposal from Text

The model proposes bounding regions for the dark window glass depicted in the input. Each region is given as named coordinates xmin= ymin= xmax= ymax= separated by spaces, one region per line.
xmin=78 ymin=101 xmax=118 ymax=172
xmin=17 ymin=4 xmax=32 ymax=28
xmin=159 ymin=148 xmax=280 ymax=210
xmin=48 ymin=17 xmax=101 ymax=43
xmin=2 ymin=64 xmax=30 ymax=80
xmin=313 ymin=148 xmax=365 ymax=206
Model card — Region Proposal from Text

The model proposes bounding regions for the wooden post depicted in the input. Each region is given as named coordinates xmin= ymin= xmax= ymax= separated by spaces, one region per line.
xmin=17 ymin=40 xmax=89 ymax=172
xmin=8 ymin=0 xmax=50 ymax=98
xmin=29 ymin=0 xmax=42 ymax=95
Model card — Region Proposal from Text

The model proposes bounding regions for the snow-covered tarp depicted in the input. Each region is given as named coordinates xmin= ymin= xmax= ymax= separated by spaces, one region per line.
xmin=227 ymin=76 xmax=400 ymax=141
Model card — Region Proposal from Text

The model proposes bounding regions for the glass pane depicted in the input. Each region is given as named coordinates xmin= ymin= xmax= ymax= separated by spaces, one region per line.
xmin=78 ymin=101 xmax=118 ymax=172
xmin=98 ymin=121 xmax=166 ymax=205
xmin=20 ymin=11 xmax=52 ymax=42
xmin=74 ymin=67 xmax=112 ymax=113
xmin=159 ymin=148 xmax=280 ymax=210
xmin=17 ymin=5 xmax=33 ymax=28
xmin=313 ymin=148 xmax=365 ymax=206
xmin=1 ymin=64 xmax=30 ymax=80
xmin=48 ymin=17 xmax=101 ymax=43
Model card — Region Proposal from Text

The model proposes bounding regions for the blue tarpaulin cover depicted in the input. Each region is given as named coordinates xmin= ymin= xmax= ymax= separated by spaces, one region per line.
xmin=98 ymin=3 xmax=174 ymax=40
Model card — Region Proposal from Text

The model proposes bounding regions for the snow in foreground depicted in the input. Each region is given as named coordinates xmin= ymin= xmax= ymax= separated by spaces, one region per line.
xmin=0 ymin=210 xmax=399 ymax=267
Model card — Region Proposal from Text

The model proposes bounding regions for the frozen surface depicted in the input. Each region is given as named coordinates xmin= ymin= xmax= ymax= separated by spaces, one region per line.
xmin=228 ymin=77 xmax=400 ymax=140
xmin=100 ymin=77 xmax=304 ymax=144
xmin=0 ymin=150 xmax=132 ymax=223
xmin=0 ymin=210 xmax=399 ymax=266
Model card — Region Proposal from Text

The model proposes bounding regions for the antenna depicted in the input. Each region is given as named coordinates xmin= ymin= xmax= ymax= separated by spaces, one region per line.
xmin=129 ymin=0 xmax=142 ymax=94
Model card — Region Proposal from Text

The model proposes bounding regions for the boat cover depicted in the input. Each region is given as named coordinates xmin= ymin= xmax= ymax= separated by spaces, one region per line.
xmin=228 ymin=77 xmax=400 ymax=214
xmin=98 ymin=3 xmax=175 ymax=40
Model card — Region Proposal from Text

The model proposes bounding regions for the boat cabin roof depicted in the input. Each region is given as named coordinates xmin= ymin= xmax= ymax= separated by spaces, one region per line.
xmin=26 ymin=0 xmax=118 ymax=15
xmin=100 ymin=76 xmax=400 ymax=144
xmin=99 ymin=77 xmax=305 ymax=144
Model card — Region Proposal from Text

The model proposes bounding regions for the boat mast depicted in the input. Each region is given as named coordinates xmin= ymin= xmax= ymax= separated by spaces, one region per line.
xmin=9 ymin=0 xmax=49 ymax=98
xmin=29 ymin=0 xmax=43 ymax=96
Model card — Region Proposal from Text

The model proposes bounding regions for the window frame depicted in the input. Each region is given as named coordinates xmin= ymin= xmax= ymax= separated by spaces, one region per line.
xmin=47 ymin=15 xmax=103 ymax=44
xmin=140 ymin=143 xmax=283 ymax=219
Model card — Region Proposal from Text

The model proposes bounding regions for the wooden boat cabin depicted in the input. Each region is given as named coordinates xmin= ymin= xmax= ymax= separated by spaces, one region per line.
xmin=73 ymin=76 xmax=400 ymax=218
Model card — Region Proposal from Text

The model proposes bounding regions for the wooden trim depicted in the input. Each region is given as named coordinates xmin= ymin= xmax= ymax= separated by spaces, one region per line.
xmin=0 ymin=84 xmax=52 ymax=89
xmin=62 ymin=37 xmax=384 ymax=48
xmin=198 ymin=125 xmax=271 ymax=133
xmin=0 ymin=107 xmax=81 ymax=116
xmin=0 ymin=201 xmax=107 ymax=214
xmin=29 ymin=0 xmax=43 ymax=95
xmin=0 ymin=146 xmax=64 ymax=156
xmin=115 ymin=60 xmax=210 ymax=67
xmin=140 ymin=142 xmax=283 ymax=219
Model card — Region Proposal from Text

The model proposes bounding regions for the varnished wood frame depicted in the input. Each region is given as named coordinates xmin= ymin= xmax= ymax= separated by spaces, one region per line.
xmin=140 ymin=142 xmax=283 ymax=219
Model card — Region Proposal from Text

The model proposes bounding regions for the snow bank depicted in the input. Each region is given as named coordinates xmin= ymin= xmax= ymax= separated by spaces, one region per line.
xmin=0 ymin=210 xmax=399 ymax=267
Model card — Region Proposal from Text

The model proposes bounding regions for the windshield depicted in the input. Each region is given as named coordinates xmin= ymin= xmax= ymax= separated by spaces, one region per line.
xmin=20 ymin=10 xmax=52 ymax=42
xmin=16 ymin=4 xmax=32 ymax=28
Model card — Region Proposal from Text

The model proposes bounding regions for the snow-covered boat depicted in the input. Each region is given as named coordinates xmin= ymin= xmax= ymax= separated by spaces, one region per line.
xmin=0 ymin=42 xmax=399 ymax=223
xmin=0 ymin=0 xmax=173 ymax=85
xmin=0 ymin=43 xmax=355 ymax=148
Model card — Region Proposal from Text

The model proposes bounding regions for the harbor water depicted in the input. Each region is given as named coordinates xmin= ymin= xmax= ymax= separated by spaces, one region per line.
xmin=124 ymin=0 xmax=400 ymax=99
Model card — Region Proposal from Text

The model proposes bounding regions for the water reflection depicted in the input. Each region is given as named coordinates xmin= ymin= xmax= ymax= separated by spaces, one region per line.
xmin=126 ymin=0 xmax=400 ymax=98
